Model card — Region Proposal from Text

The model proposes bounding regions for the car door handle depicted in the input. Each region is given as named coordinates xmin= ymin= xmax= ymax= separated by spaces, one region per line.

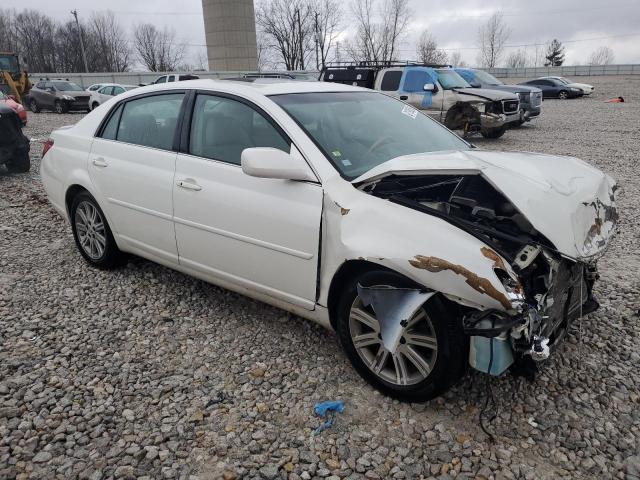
xmin=177 ymin=179 xmax=202 ymax=191
xmin=400 ymin=95 xmax=408 ymax=100
xmin=92 ymin=157 xmax=107 ymax=168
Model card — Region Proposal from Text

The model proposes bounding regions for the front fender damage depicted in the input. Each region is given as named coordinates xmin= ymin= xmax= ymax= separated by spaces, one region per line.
xmin=322 ymin=163 xmax=617 ymax=379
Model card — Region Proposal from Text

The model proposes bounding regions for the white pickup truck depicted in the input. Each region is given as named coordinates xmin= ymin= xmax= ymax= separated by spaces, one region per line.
xmin=321 ymin=64 xmax=521 ymax=139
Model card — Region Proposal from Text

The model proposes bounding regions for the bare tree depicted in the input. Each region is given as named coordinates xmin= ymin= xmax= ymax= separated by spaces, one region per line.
xmin=347 ymin=0 xmax=411 ymax=63
xmin=476 ymin=12 xmax=510 ymax=68
xmin=54 ymin=20 xmax=89 ymax=72
xmin=13 ymin=10 xmax=57 ymax=71
xmin=449 ymin=50 xmax=462 ymax=67
xmin=133 ymin=23 xmax=185 ymax=72
xmin=505 ymin=48 xmax=528 ymax=68
xmin=588 ymin=46 xmax=615 ymax=65
xmin=256 ymin=0 xmax=314 ymax=70
xmin=310 ymin=0 xmax=342 ymax=69
xmin=0 ymin=9 xmax=20 ymax=53
xmin=89 ymin=12 xmax=130 ymax=72
xmin=416 ymin=30 xmax=447 ymax=65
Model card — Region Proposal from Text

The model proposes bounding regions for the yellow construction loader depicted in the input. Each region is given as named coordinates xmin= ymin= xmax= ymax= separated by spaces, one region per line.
xmin=0 ymin=52 xmax=31 ymax=104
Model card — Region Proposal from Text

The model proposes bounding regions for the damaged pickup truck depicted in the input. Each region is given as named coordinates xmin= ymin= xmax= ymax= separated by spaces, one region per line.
xmin=41 ymin=80 xmax=617 ymax=401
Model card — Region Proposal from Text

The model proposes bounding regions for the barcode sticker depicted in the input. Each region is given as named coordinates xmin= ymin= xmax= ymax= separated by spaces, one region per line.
xmin=401 ymin=104 xmax=418 ymax=119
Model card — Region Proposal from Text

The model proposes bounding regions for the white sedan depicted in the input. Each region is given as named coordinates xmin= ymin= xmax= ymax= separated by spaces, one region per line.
xmin=40 ymin=79 xmax=617 ymax=400
xmin=543 ymin=76 xmax=595 ymax=95
xmin=89 ymin=83 xmax=137 ymax=110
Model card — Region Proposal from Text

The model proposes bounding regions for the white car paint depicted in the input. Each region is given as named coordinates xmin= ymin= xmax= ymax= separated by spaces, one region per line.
xmin=40 ymin=79 xmax=617 ymax=379
xmin=544 ymin=76 xmax=594 ymax=95
xmin=89 ymin=84 xmax=136 ymax=110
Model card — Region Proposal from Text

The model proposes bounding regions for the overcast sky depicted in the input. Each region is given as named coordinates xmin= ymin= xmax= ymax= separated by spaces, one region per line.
xmin=7 ymin=0 xmax=640 ymax=68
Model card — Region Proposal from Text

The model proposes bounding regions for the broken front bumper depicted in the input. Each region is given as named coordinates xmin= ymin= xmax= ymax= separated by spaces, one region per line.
xmin=479 ymin=112 xmax=508 ymax=130
xmin=463 ymin=258 xmax=600 ymax=376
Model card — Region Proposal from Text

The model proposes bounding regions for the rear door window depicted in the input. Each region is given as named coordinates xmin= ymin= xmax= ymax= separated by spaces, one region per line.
xmin=380 ymin=71 xmax=402 ymax=91
xmin=114 ymin=93 xmax=185 ymax=150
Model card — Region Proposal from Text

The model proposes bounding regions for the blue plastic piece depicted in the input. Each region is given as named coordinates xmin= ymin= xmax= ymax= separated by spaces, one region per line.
xmin=313 ymin=400 xmax=345 ymax=435
xmin=314 ymin=400 xmax=345 ymax=417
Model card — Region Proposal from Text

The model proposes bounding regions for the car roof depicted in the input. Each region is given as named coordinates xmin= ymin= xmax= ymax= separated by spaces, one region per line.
xmin=117 ymin=78 xmax=364 ymax=98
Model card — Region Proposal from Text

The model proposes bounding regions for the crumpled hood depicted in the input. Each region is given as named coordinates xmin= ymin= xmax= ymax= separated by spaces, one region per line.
xmin=480 ymin=84 xmax=542 ymax=95
xmin=353 ymin=150 xmax=618 ymax=261
xmin=454 ymin=87 xmax=518 ymax=101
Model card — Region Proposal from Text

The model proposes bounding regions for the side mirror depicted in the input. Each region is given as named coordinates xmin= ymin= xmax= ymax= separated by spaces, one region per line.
xmin=241 ymin=147 xmax=317 ymax=182
xmin=423 ymin=83 xmax=437 ymax=92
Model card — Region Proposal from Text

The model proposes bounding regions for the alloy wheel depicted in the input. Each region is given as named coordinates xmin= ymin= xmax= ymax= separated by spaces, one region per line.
xmin=348 ymin=289 xmax=438 ymax=386
xmin=74 ymin=201 xmax=107 ymax=260
xmin=55 ymin=101 xmax=63 ymax=114
xmin=558 ymin=91 xmax=568 ymax=99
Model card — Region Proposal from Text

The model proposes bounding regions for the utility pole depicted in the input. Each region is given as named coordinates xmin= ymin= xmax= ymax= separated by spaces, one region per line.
xmin=71 ymin=9 xmax=89 ymax=73
xmin=296 ymin=8 xmax=304 ymax=71
xmin=314 ymin=12 xmax=319 ymax=70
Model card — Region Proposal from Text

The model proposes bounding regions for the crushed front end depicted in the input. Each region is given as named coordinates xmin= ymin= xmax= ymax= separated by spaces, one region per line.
xmin=361 ymin=169 xmax=618 ymax=377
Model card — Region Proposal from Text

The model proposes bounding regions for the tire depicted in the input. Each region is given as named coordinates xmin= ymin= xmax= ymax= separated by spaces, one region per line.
xmin=558 ymin=90 xmax=569 ymax=100
xmin=91 ymin=102 xmax=99 ymax=111
xmin=54 ymin=100 xmax=68 ymax=114
xmin=481 ymin=126 xmax=506 ymax=139
xmin=335 ymin=270 xmax=467 ymax=401
xmin=29 ymin=99 xmax=40 ymax=113
xmin=5 ymin=150 xmax=30 ymax=173
xmin=70 ymin=192 xmax=123 ymax=269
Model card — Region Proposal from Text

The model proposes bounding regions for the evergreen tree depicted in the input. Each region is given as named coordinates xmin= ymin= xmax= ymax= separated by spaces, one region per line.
xmin=544 ymin=39 xmax=565 ymax=66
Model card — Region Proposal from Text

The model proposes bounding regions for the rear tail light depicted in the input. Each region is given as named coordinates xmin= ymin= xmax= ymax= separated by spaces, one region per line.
xmin=42 ymin=138 xmax=54 ymax=158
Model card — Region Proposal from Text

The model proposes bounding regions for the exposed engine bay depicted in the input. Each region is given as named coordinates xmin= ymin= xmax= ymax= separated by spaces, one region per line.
xmin=361 ymin=173 xmax=608 ymax=376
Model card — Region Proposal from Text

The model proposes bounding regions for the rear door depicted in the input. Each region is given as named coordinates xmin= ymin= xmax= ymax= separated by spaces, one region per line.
xmin=42 ymin=82 xmax=56 ymax=109
xmin=89 ymin=92 xmax=186 ymax=264
xmin=173 ymin=91 xmax=323 ymax=309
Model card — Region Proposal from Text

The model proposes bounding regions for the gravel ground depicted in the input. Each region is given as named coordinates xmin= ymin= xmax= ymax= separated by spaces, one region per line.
xmin=1 ymin=76 xmax=639 ymax=480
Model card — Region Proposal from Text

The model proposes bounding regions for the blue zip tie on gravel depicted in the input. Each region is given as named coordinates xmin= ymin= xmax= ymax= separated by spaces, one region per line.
xmin=313 ymin=400 xmax=345 ymax=435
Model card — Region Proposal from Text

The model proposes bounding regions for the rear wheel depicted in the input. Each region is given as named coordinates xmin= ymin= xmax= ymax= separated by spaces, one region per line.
xmin=558 ymin=90 xmax=569 ymax=99
xmin=335 ymin=270 xmax=467 ymax=401
xmin=6 ymin=150 xmax=30 ymax=173
xmin=29 ymin=99 xmax=40 ymax=113
xmin=481 ymin=126 xmax=506 ymax=139
xmin=70 ymin=192 xmax=123 ymax=269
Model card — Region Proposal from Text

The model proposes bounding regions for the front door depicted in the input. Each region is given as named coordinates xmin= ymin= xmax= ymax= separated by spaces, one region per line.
xmin=88 ymin=92 xmax=186 ymax=264
xmin=173 ymin=92 xmax=323 ymax=309
xmin=400 ymin=68 xmax=444 ymax=122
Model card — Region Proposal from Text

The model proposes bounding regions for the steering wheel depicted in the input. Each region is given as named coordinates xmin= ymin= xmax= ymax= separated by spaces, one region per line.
xmin=368 ymin=135 xmax=398 ymax=154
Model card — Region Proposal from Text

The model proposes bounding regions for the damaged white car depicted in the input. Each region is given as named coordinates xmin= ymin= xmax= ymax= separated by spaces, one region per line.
xmin=40 ymin=80 xmax=618 ymax=401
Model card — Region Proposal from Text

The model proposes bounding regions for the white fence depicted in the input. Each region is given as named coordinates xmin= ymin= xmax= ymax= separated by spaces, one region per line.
xmin=487 ymin=64 xmax=640 ymax=78
xmin=31 ymin=64 xmax=640 ymax=86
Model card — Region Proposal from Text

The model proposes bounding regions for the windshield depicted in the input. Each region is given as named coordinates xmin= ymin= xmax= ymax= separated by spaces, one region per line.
xmin=474 ymin=70 xmax=503 ymax=86
xmin=0 ymin=55 xmax=19 ymax=72
xmin=271 ymin=92 xmax=470 ymax=180
xmin=52 ymin=81 xmax=84 ymax=92
xmin=436 ymin=69 xmax=471 ymax=89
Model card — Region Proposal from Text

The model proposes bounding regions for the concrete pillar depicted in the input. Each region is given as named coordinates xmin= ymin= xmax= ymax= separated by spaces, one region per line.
xmin=201 ymin=0 xmax=258 ymax=71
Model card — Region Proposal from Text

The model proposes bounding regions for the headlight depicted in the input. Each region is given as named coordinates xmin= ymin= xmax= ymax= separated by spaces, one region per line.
xmin=470 ymin=101 xmax=486 ymax=113
xmin=61 ymin=95 xmax=75 ymax=101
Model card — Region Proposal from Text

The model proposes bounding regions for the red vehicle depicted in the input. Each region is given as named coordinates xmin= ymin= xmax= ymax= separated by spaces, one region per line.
xmin=0 ymin=90 xmax=27 ymax=126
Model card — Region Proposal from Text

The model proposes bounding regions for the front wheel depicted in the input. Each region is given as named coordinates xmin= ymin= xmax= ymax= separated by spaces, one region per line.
xmin=481 ymin=126 xmax=506 ymax=139
xmin=29 ymin=99 xmax=40 ymax=113
xmin=91 ymin=102 xmax=99 ymax=111
xmin=558 ymin=90 xmax=569 ymax=99
xmin=335 ymin=270 xmax=467 ymax=401
xmin=54 ymin=100 xmax=69 ymax=114
xmin=70 ymin=192 xmax=123 ymax=269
